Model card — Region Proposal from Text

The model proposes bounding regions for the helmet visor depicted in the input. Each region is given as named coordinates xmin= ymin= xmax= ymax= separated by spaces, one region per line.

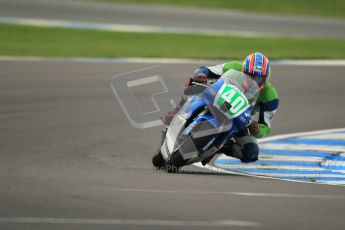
xmin=251 ymin=74 xmax=266 ymax=88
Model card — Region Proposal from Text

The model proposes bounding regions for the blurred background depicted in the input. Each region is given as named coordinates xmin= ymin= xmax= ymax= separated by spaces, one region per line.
xmin=1 ymin=1 xmax=345 ymax=230
xmin=1 ymin=0 xmax=345 ymax=59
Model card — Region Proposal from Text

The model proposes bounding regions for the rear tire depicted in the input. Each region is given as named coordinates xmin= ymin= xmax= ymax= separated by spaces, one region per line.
xmin=152 ymin=151 xmax=166 ymax=170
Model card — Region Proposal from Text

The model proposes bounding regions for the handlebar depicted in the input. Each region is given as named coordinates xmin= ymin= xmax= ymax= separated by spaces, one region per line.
xmin=190 ymin=78 xmax=212 ymax=87
xmin=191 ymin=82 xmax=210 ymax=87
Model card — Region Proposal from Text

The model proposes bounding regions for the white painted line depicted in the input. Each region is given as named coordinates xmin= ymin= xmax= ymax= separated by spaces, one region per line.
xmin=1 ymin=56 xmax=345 ymax=66
xmin=273 ymin=60 xmax=345 ymax=66
xmin=303 ymin=133 xmax=345 ymax=140
xmin=327 ymin=170 xmax=345 ymax=173
xmin=0 ymin=217 xmax=261 ymax=227
xmin=321 ymin=181 xmax=345 ymax=185
xmin=215 ymin=164 xmax=326 ymax=171
xmin=88 ymin=187 xmax=345 ymax=199
xmin=218 ymin=155 xmax=325 ymax=162
xmin=0 ymin=16 xmax=287 ymax=38
xmin=236 ymin=173 xmax=345 ymax=178
xmin=257 ymin=128 xmax=345 ymax=143
xmin=0 ymin=56 xmax=220 ymax=64
xmin=126 ymin=75 xmax=160 ymax=87
xmin=258 ymin=155 xmax=324 ymax=162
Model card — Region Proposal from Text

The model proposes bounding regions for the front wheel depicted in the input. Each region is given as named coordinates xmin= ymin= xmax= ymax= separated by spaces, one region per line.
xmin=165 ymin=151 xmax=185 ymax=173
xmin=152 ymin=150 xmax=166 ymax=170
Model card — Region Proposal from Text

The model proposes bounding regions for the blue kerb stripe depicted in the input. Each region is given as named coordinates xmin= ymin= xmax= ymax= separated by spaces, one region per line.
xmin=270 ymin=138 xmax=345 ymax=146
xmin=215 ymin=159 xmax=320 ymax=167
xmin=220 ymin=168 xmax=345 ymax=175
xmin=216 ymin=160 xmax=345 ymax=170
xmin=322 ymin=164 xmax=345 ymax=170
xmin=258 ymin=149 xmax=333 ymax=158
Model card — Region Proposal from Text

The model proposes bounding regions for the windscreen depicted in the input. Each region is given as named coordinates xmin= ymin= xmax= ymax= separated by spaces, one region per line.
xmin=219 ymin=69 xmax=259 ymax=105
xmin=200 ymin=69 xmax=260 ymax=130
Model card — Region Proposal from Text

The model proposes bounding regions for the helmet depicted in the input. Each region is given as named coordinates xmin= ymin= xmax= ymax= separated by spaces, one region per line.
xmin=242 ymin=52 xmax=270 ymax=88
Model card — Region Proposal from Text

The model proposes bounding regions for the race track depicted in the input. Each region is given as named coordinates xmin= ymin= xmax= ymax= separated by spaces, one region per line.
xmin=1 ymin=0 xmax=345 ymax=38
xmin=1 ymin=59 xmax=345 ymax=230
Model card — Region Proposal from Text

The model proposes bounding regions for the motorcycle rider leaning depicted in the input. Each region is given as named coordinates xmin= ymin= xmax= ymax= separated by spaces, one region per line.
xmin=162 ymin=52 xmax=279 ymax=164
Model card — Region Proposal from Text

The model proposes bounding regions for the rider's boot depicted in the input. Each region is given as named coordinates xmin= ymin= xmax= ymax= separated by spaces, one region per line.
xmin=217 ymin=141 xmax=244 ymax=160
xmin=201 ymin=154 xmax=217 ymax=166
xmin=200 ymin=142 xmax=244 ymax=166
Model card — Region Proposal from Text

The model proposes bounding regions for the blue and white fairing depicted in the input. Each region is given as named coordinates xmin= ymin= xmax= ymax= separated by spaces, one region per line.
xmin=161 ymin=70 xmax=259 ymax=160
xmin=187 ymin=70 xmax=259 ymax=136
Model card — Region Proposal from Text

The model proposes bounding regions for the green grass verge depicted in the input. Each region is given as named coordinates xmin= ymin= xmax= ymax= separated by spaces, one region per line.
xmin=1 ymin=24 xmax=345 ymax=59
xmin=96 ymin=0 xmax=345 ymax=18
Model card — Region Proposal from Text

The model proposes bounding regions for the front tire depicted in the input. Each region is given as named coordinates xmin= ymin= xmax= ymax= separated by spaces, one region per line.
xmin=152 ymin=150 xmax=166 ymax=170
xmin=165 ymin=151 xmax=185 ymax=173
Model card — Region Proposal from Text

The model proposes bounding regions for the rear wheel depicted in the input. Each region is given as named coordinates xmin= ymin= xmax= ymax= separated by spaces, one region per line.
xmin=152 ymin=150 xmax=166 ymax=170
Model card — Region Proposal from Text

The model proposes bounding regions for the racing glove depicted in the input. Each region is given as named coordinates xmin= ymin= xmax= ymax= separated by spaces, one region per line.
xmin=194 ymin=74 xmax=208 ymax=84
xmin=247 ymin=120 xmax=260 ymax=135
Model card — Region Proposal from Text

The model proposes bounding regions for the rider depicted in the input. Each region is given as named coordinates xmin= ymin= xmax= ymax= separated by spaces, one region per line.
xmin=162 ymin=52 xmax=279 ymax=164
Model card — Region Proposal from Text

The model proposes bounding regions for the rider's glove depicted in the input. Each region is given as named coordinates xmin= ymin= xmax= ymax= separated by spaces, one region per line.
xmin=194 ymin=74 xmax=208 ymax=84
xmin=247 ymin=120 xmax=260 ymax=135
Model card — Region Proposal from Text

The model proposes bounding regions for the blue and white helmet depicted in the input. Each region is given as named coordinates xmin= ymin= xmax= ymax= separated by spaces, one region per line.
xmin=242 ymin=52 xmax=271 ymax=88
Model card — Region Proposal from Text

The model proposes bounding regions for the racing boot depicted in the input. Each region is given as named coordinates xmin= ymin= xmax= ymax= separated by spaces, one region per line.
xmin=201 ymin=154 xmax=217 ymax=166
xmin=218 ymin=139 xmax=259 ymax=163
xmin=217 ymin=141 xmax=244 ymax=161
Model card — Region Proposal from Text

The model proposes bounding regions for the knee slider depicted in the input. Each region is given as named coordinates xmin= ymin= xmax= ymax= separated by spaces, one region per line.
xmin=241 ymin=143 xmax=259 ymax=163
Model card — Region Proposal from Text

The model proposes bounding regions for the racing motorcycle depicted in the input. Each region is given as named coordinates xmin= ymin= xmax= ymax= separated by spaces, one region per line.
xmin=152 ymin=69 xmax=260 ymax=172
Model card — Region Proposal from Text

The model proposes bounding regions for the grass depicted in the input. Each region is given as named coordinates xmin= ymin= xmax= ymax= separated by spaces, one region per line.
xmin=96 ymin=0 xmax=345 ymax=18
xmin=1 ymin=24 xmax=345 ymax=59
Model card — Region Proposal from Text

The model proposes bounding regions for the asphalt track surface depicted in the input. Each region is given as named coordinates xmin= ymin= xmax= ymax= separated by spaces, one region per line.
xmin=1 ymin=59 xmax=345 ymax=230
xmin=1 ymin=0 xmax=345 ymax=38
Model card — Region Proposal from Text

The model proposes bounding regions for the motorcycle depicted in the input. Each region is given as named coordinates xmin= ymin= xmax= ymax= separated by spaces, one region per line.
xmin=152 ymin=69 xmax=260 ymax=172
